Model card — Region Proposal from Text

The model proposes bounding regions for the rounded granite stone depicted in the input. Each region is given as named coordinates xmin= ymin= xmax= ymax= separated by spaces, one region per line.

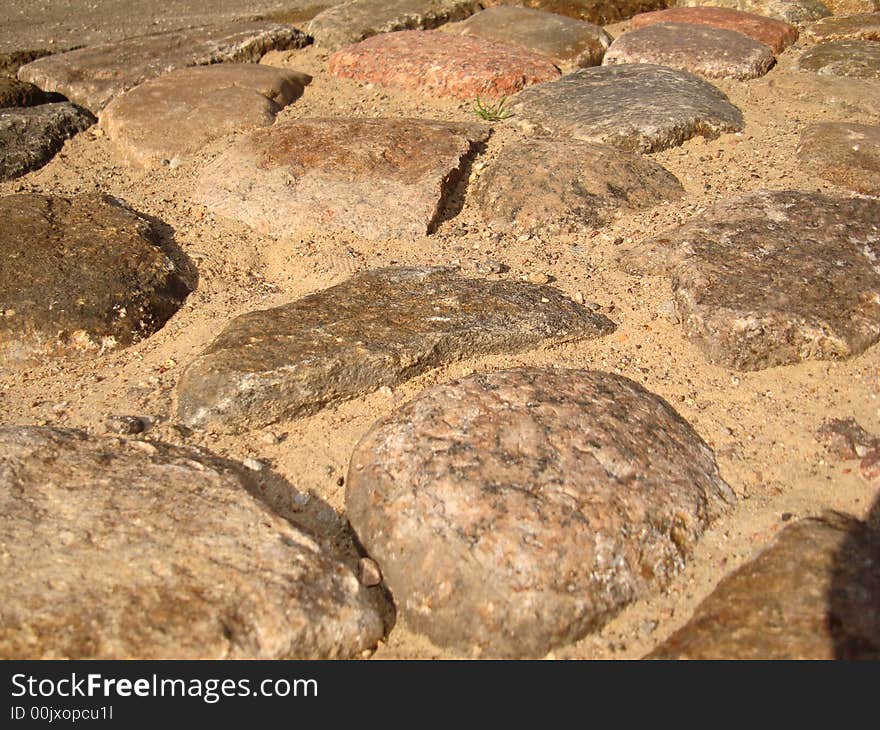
xmin=347 ymin=367 xmax=733 ymax=657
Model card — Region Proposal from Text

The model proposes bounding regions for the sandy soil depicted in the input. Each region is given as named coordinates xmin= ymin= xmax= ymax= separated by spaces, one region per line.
xmin=2 ymin=10 xmax=880 ymax=659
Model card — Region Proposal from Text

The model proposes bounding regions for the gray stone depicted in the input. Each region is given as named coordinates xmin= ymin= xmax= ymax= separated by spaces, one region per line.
xmin=193 ymin=117 xmax=489 ymax=240
xmin=0 ymin=193 xmax=191 ymax=367
xmin=308 ymin=0 xmax=483 ymax=51
xmin=177 ymin=267 xmax=614 ymax=432
xmin=470 ymin=137 xmax=684 ymax=233
xmin=804 ymin=12 xmax=880 ymax=42
xmin=0 ymin=426 xmax=385 ymax=659
xmin=450 ymin=6 xmax=611 ymax=70
xmin=510 ymin=63 xmax=743 ymax=153
xmin=346 ymin=367 xmax=733 ymax=657
xmin=620 ymin=191 xmax=880 ymax=371
xmin=17 ymin=22 xmax=310 ymax=113
xmin=603 ymin=23 xmax=776 ymax=81
xmin=648 ymin=514 xmax=880 ymax=659
xmin=797 ymin=40 xmax=880 ymax=80
xmin=797 ymin=122 xmax=880 ymax=197
xmin=101 ymin=64 xmax=311 ymax=168
xmin=0 ymin=103 xmax=94 ymax=180
xmin=511 ymin=1 xmax=668 ymax=26
xmin=675 ymin=0 xmax=830 ymax=27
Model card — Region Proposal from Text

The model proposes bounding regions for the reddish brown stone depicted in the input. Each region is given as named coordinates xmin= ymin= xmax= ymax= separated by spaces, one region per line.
xmin=630 ymin=7 xmax=798 ymax=54
xmin=328 ymin=30 xmax=560 ymax=100
xmin=604 ymin=23 xmax=776 ymax=80
xmin=648 ymin=514 xmax=880 ymax=659
xmin=817 ymin=418 xmax=878 ymax=461
xmin=193 ymin=117 xmax=489 ymax=240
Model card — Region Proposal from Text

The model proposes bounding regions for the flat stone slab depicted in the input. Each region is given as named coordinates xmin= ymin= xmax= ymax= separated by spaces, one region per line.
xmin=0 ymin=103 xmax=94 ymax=180
xmin=511 ymin=1 xmax=668 ymax=26
xmin=328 ymin=30 xmax=560 ymax=100
xmin=101 ymin=64 xmax=311 ymax=168
xmin=676 ymin=0 xmax=830 ymax=26
xmin=630 ymin=7 xmax=798 ymax=54
xmin=798 ymin=122 xmax=880 ymax=196
xmin=822 ymin=0 xmax=879 ymax=13
xmin=177 ymin=268 xmax=614 ymax=433
xmin=0 ymin=77 xmax=57 ymax=108
xmin=450 ymin=6 xmax=611 ymax=70
xmin=510 ymin=64 xmax=744 ymax=153
xmin=346 ymin=368 xmax=733 ymax=658
xmin=193 ymin=117 xmax=489 ymax=240
xmin=0 ymin=426 xmax=385 ymax=659
xmin=648 ymin=514 xmax=880 ymax=659
xmin=308 ymin=0 xmax=483 ymax=51
xmin=620 ymin=191 xmax=880 ymax=371
xmin=797 ymin=40 xmax=880 ymax=79
xmin=604 ymin=23 xmax=776 ymax=81
xmin=470 ymin=137 xmax=684 ymax=233
xmin=17 ymin=22 xmax=310 ymax=113
xmin=804 ymin=12 xmax=880 ymax=42
xmin=0 ymin=193 xmax=191 ymax=366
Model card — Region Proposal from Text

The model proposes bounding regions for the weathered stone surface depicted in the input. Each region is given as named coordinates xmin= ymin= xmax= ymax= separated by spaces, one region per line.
xmin=346 ymin=367 xmax=733 ymax=657
xmin=328 ymin=30 xmax=560 ymax=100
xmin=630 ymin=7 xmax=798 ymax=53
xmin=0 ymin=194 xmax=191 ymax=366
xmin=797 ymin=122 xmax=880 ymax=196
xmin=101 ymin=64 xmax=311 ymax=168
xmin=648 ymin=514 xmax=880 ymax=659
xmin=797 ymin=40 xmax=880 ymax=79
xmin=804 ymin=12 xmax=880 ymax=42
xmin=821 ymin=0 xmax=879 ymax=14
xmin=513 ymin=1 xmax=668 ymax=26
xmin=17 ymin=22 xmax=310 ymax=113
xmin=471 ymin=137 xmax=684 ymax=233
xmin=675 ymin=0 xmax=830 ymax=27
xmin=177 ymin=268 xmax=614 ymax=432
xmin=0 ymin=77 xmax=57 ymax=108
xmin=620 ymin=191 xmax=880 ymax=371
xmin=308 ymin=0 xmax=483 ymax=51
xmin=0 ymin=426 xmax=385 ymax=659
xmin=0 ymin=103 xmax=94 ymax=180
xmin=604 ymin=23 xmax=776 ymax=81
xmin=510 ymin=64 xmax=743 ymax=153
xmin=193 ymin=117 xmax=489 ymax=240
xmin=750 ymin=71 xmax=880 ymax=117
xmin=450 ymin=6 xmax=611 ymax=69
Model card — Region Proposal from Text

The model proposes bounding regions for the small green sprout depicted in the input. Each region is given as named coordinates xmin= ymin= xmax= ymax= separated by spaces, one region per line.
xmin=472 ymin=96 xmax=512 ymax=122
